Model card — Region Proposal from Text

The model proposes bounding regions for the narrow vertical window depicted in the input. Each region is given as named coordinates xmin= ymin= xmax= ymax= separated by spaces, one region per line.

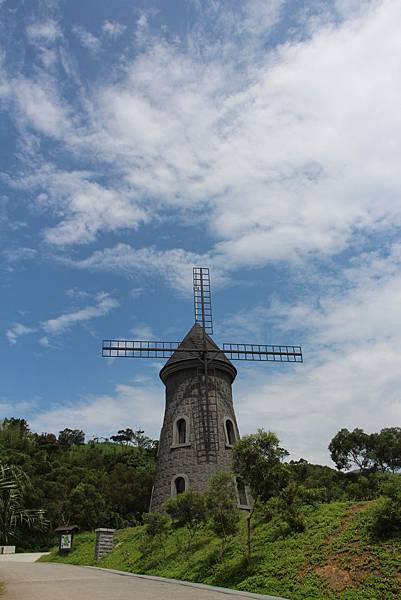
xmin=177 ymin=418 xmax=186 ymax=444
xmin=225 ymin=419 xmax=236 ymax=445
xmin=175 ymin=476 xmax=186 ymax=495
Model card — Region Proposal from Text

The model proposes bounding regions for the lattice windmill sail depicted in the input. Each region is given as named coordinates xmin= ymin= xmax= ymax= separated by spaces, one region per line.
xmin=102 ymin=267 xmax=303 ymax=513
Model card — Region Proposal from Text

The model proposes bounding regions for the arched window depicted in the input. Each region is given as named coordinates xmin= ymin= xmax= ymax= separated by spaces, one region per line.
xmin=236 ymin=477 xmax=248 ymax=506
xmin=172 ymin=416 xmax=190 ymax=447
xmin=177 ymin=418 xmax=186 ymax=444
xmin=175 ymin=476 xmax=186 ymax=495
xmin=225 ymin=419 xmax=236 ymax=446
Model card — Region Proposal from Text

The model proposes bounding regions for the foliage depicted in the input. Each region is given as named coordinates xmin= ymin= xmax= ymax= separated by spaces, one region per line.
xmin=233 ymin=429 xmax=289 ymax=502
xmin=206 ymin=471 xmax=239 ymax=555
xmin=369 ymin=474 xmax=401 ymax=538
xmin=261 ymin=481 xmax=306 ymax=534
xmin=329 ymin=427 xmax=401 ymax=473
xmin=370 ymin=427 xmax=401 ymax=473
xmin=329 ymin=428 xmax=374 ymax=472
xmin=110 ymin=428 xmax=155 ymax=450
xmin=165 ymin=487 xmax=206 ymax=545
xmin=0 ymin=417 xmax=156 ymax=549
xmin=141 ymin=512 xmax=171 ymax=559
xmin=0 ymin=463 xmax=47 ymax=545
xmin=58 ymin=428 xmax=85 ymax=447
xmin=41 ymin=500 xmax=401 ymax=600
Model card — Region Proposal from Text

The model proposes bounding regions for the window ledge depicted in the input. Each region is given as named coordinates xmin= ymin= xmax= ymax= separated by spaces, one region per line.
xmin=225 ymin=443 xmax=234 ymax=449
xmin=170 ymin=443 xmax=191 ymax=450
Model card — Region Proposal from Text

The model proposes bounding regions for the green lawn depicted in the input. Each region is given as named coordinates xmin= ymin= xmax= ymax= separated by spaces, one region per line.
xmin=40 ymin=501 xmax=401 ymax=600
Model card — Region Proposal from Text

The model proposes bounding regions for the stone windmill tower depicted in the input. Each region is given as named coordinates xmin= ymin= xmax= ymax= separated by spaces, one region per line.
xmin=102 ymin=267 xmax=303 ymax=512
xmin=150 ymin=323 xmax=241 ymax=512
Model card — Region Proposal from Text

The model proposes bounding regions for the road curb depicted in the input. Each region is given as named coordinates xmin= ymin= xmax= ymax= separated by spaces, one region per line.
xmin=84 ymin=565 xmax=289 ymax=600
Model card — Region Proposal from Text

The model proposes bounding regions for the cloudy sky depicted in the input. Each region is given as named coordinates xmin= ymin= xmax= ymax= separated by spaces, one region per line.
xmin=1 ymin=0 xmax=401 ymax=465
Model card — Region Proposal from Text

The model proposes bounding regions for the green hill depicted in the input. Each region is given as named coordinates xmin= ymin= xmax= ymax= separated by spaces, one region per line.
xmin=40 ymin=500 xmax=401 ymax=600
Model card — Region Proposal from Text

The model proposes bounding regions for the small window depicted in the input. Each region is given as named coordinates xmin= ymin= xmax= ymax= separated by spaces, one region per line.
xmin=177 ymin=418 xmax=186 ymax=444
xmin=225 ymin=419 xmax=236 ymax=445
xmin=175 ymin=476 xmax=186 ymax=495
xmin=236 ymin=478 xmax=248 ymax=506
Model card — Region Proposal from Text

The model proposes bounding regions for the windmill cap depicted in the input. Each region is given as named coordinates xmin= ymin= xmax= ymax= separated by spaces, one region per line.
xmin=159 ymin=324 xmax=237 ymax=383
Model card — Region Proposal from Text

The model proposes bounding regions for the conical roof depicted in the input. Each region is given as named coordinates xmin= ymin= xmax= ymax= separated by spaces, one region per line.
xmin=159 ymin=324 xmax=237 ymax=383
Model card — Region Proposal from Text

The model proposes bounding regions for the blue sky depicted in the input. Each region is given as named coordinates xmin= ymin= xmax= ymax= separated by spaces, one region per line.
xmin=1 ymin=0 xmax=401 ymax=464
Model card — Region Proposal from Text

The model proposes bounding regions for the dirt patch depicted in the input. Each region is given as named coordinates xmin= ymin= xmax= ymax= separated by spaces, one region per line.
xmin=315 ymin=564 xmax=352 ymax=592
xmin=299 ymin=502 xmax=380 ymax=592
xmin=315 ymin=552 xmax=381 ymax=592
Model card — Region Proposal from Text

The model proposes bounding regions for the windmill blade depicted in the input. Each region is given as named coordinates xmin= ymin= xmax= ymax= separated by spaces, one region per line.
xmin=102 ymin=339 xmax=180 ymax=358
xmin=222 ymin=343 xmax=303 ymax=362
xmin=193 ymin=267 xmax=213 ymax=334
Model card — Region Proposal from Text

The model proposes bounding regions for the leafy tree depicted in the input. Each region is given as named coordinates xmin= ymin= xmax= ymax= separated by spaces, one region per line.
xmin=233 ymin=429 xmax=290 ymax=559
xmin=262 ymin=481 xmax=306 ymax=534
xmin=234 ymin=429 xmax=289 ymax=501
xmin=370 ymin=428 xmax=401 ymax=473
xmin=329 ymin=428 xmax=375 ymax=472
xmin=62 ymin=482 xmax=107 ymax=530
xmin=0 ymin=463 xmax=47 ymax=545
xmin=58 ymin=428 xmax=85 ymax=447
xmin=165 ymin=488 xmax=206 ymax=547
xmin=111 ymin=428 xmax=155 ymax=449
xmin=206 ymin=471 xmax=239 ymax=556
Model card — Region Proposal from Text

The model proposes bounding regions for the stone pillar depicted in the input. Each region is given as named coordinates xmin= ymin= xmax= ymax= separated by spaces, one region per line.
xmin=94 ymin=528 xmax=115 ymax=560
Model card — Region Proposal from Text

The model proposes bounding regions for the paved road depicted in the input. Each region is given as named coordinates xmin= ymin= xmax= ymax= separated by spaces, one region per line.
xmin=0 ymin=562 xmax=287 ymax=600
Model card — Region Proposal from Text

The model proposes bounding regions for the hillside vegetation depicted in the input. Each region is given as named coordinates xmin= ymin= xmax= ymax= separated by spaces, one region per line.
xmin=41 ymin=500 xmax=401 ymax=600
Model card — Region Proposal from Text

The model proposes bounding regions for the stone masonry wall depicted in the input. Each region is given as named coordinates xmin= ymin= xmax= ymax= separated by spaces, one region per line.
xmin=150 ymin=365 xmax=240 ymax=513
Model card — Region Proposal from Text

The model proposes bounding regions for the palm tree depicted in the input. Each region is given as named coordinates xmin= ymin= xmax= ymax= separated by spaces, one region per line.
xmin=0 ymin=463 xmax=47 ymax=545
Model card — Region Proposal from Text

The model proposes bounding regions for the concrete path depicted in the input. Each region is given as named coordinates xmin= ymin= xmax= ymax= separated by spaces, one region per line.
xmin=0 ymin=562 xmax=288 ymax=600
xmin=0 ymin=552 xmax=48 ymax=562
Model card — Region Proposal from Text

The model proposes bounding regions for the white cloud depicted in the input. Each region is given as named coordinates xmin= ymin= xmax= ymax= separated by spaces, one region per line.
xmin=29 ymin=382 xmax=163 ymax=440
xmin=5 ymin=292 xmax=118 ymax=345
xmin=130 ymin=322 xmax=155 ymax=340
xmin=68 ymin=244 xmax=205 ymax=293
xmin=72 ymin=26 xmax=100 ymax=52
xmin=6 ymin=323 xmax=37 ymax=345
xmin=102 ymin=20 xmax=126 ymax=37
xmin=230 ymin=243 xmax=401 ymax=464
xmin=42 ymin=292 xmax=118 ymax=336
xmin=26 ymin=20 xmax=60 ymax=43
xmin=4 ymin=0 xmax=401 ymax=264
xmin=7 ymin=166 xmax=147 ymax=245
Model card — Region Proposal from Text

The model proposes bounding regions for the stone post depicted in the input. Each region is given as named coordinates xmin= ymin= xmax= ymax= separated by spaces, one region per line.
xmin=94 ymin=528 xmax=115 ymax=560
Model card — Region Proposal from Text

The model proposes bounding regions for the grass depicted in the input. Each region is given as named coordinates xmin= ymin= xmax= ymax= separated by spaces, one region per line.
xmin=40 ymin=501 xmax=401 ymax=600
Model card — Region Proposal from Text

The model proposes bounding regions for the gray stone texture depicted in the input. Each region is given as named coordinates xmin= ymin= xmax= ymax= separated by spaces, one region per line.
xmin=150 ymin=325 xmax=240 ymax=513
xmin=94 ymin=528 xmax=115 ymax=561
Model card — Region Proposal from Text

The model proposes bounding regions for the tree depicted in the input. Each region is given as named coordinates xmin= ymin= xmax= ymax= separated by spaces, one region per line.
xmin=233 ymin=429 xmax=290 ymax=559
xmin=165 ymin=488 xmax=206 ymax=547
xmin=262 ymin=481 xmax=306 ymax=534
xmin=234 ymin=429 xmax=290 ymax=501
xmin=58 ymin=428 xmax=85 ymax=447
xmin=111 ymin=428 xmax=154 ymax=449
xmin=206 ymin=471 xmax=239 ymax=556
xmin=370 ymin=428 xmax=401 ymax=473
xmin=0 ymin=463 xmax=47 ymax=545
xmin=329 ymin=428 xmax=375 ymax=472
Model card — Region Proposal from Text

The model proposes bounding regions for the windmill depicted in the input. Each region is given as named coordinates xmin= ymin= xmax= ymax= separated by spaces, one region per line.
xmin=102 ymin=267 xmax=303 ymax=511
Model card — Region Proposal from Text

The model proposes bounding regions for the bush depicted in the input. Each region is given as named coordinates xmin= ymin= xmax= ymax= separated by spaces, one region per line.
xmin=141 ymin=512 xmax=171 ymax=557
xmin=206 ymin=471 xmax=240 ymax=555
xmin=165 ymin=488 xmax=206 ymax=547
xmin=369 ymin=474 xmax=401 ymax=538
